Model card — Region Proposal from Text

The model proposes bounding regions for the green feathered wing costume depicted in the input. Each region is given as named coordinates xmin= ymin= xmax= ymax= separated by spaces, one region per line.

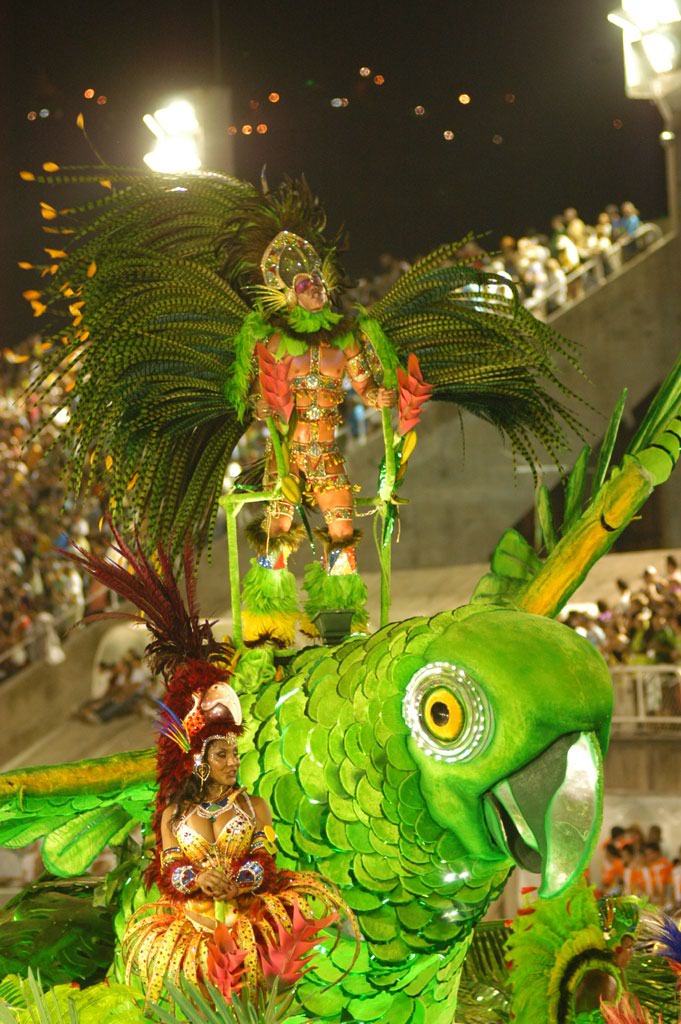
xmin=24 ymin=167 xmax=585 ymax=559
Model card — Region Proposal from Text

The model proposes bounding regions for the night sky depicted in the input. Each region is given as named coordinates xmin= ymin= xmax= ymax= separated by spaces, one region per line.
xmin=2 ymin=0 xmax=668 ymax=344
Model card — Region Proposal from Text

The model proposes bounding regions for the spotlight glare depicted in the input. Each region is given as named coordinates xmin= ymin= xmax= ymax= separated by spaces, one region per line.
xmin=84 ymin=88 xmax=95 ymax=99
xmin=414 ymin=105 xmax=425 ymax=115
xmin=373 ymin=74 xmax=385 ymax=85
xmin=142 ymin=98 xmax=202 ymax=172
xmin=39 ymin=108 xmax=50 ymax=118
xmin=443 ymin=129 xmax=455 ymax=140
xmin=641 ymin=30 xmax=678 ymax=71
xmin=268 ymin=92 xmax=280 ymax=103
xmin=27 ymin=111 xmax=37 ymax=121
xmin=242 ymin=124 xmax=253 ymax=135
xmin=458 ymin=93 xmax=471 ymax=104
xmin=256 ymin=123 xmax=268 ymax=134
xmin=359 ymin=66 xmax=371 ymax=76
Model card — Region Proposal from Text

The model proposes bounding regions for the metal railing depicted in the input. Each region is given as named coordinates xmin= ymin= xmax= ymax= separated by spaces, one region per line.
xmin=610 ymin=664 xmax=681 ymax=733
xmin=524 ymin=222 xmax=665 ymax=320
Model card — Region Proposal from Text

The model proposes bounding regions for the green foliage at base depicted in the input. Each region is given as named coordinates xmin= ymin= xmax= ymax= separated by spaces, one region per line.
xmin=150 ymin=977 xmax=309 ymax=1024
xmin=0 ymin=971 xmax=146 ymax=1024
xmin=0 ymin=879 xmax=115 ymax=987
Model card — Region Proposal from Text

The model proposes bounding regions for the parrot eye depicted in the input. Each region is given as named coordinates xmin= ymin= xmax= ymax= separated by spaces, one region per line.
xmin=403 ymin=662 xmax=493 ymax=762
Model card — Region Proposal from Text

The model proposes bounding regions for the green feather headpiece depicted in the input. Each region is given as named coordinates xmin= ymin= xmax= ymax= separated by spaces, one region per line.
xmin=215 ymin=175 xmax=348 ymax=304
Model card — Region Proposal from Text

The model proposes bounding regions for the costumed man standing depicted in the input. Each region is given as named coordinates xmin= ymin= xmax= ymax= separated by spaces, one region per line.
xmin=241 ymin=230 xmax=395 ymax=646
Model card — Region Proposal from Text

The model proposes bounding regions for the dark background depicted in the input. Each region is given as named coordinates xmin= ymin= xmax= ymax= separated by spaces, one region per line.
xmin=1 ymin=0 xmax=667 ymax=344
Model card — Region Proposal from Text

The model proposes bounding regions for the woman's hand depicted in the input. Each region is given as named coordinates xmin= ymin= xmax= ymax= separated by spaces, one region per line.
xmin=196 ymin=868 xmax=235 ymax=899
xmin=213 ymin=879 xmax=239 ymax=901
xmin=376 ymin=387 xmax=397 ymax=408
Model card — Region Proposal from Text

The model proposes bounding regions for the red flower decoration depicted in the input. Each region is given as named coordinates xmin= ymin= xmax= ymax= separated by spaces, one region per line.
xmin=259 ymin=899 xmax=339 ymax=990
xmin=396 ymin=353 xmax=433 ymax=436
xmin=207 ymin=924 xmax=247 ymax=1003
xmin=257 ymin=344 xmax=294 ymax=423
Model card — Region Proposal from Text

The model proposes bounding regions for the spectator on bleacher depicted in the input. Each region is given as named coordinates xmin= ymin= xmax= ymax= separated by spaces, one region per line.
xmin=643 ymin=842 xmax=672 ymax=905
xmin=620 ymin=202 xmax=642 ymax=261
xmin=604 ymin=204 xmax=623 ymax=240
xmin=619 ymin=201 xmax=641 ymax=238
xmin=545 ymin=259 xmax=568 ymax=313
xmin=563 ymin=207 xmax=590 ymax=258
xmin=666 ymin=555 xmax=681 ymax=594
xmin=602 ymin=843 xmax=625 ymax=894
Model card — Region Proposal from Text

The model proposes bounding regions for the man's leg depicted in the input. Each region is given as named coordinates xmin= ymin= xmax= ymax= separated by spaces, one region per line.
xmin=240 ymin=463 xmax=306 ymax=646
xmin=302 ymin=486 xmax=368 ymax=635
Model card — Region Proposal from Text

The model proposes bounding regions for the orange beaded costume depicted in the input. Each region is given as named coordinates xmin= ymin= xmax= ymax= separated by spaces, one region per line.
xmin=123 ymin=793 xmax=346 ymax=1002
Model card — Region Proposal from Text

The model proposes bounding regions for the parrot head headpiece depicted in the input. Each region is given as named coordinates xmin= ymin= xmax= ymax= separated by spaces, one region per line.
xmin=155 ymin=658 xmax=244 ymax=787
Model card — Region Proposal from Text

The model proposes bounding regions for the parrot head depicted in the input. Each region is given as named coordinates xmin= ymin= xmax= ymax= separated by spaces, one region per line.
xmin=249 ymin=600 xmax=614 ymax=956
xmin=401 ymin=605 xmax=612 ymax=900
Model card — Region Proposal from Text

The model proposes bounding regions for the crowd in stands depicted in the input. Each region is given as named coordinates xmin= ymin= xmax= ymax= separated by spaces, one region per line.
xmin=75 ymin=648 xmax=160 ymax=724
xmin=599 ymin=823 xmax=681 ymax=910
xmin=563 ymin=556 xmax=681 ymax=669
xmin=347 ymin=200 xmax=654 ymax=321
xmin=0 ymin=339 xmax=111 ymax=683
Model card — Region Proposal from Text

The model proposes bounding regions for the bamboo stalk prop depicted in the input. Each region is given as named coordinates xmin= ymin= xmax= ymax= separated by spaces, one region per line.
xmin=518 ymin=415 xmax=681 ymax=617
xmin=377 ymin=408 xmax=398 ymax=628
xmin=517 ymin=355 xmax=681 ymax=617
xmin=373 ymin=354 xmax=434 ymax=628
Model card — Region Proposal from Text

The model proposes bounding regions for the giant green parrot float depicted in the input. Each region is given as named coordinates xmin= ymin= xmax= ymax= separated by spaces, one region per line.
xmin=1 ymin=353 xmax=680 ymax=1023
xmin=4 ymin=162 xmax=681 ymax=1021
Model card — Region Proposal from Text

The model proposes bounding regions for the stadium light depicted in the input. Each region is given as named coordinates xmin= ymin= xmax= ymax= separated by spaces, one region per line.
xmin=609 ymin=0 xmax=681 ymax=227
xmin=142 ymin=99 xmax=202 ymax=173
xmin=608 ymin=0 xmax=681 ymax=96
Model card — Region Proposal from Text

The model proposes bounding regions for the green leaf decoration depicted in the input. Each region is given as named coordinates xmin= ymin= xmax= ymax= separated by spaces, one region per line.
xmin=472 ymin=517 xmax=546 ymax=607
xmin=628 ymin=351 xmax=681 ymax=455
xmin=562 ymin=444 xmax=591 ymax=532
xmin=535 ymin=482 xmax=557 ymax=553
xmin=591 ymin=387 xmax=627 ymax=497
xmin=41 ymin=806 xmax=132 ymax=877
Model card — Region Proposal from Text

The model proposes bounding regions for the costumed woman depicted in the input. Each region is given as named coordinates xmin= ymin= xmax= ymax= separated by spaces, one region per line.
xmin=64 ymin=521 xmax=353 ymax=1007
xmin=507 ymin=880 xmax=641 ymax=1024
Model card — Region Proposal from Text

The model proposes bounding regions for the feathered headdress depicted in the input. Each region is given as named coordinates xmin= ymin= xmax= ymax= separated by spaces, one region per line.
xmin=62 ymin=515 xmax=243 ymax=804
xmin=215 ymin=175 xmax=348 ymax=312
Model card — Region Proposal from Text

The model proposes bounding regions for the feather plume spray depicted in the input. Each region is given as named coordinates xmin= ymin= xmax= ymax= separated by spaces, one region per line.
xmin=61 ymin=514 xmax=233 ymax=681
xmin=152 ymin=699 xmax=191 ymax=753
xmin=366 ymin=239 xmax=589 ymax=477
xmin=644 ymin=911 xmax=681 ymax=976
xmin=22 ymin=166 xmax=256 ymax=555
xmin=600 ymin=994 xmax=662 ymax=1024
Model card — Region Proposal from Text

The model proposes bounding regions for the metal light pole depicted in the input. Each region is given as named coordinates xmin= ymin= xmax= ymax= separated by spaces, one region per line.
xmin=609 ymin=0 xmax=681 ymax=228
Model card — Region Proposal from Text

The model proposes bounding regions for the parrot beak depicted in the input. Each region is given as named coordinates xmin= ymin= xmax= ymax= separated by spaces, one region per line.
xmin=483 ymin=732 xmax=602 ymax=898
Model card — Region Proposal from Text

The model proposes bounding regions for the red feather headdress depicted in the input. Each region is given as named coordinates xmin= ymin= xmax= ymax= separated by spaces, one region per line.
xmin=63 ymin=516 xmax=244 ymax=886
